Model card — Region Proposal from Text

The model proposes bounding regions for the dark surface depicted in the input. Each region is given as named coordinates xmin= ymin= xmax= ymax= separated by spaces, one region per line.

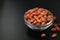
xmin=1 ymin=0 xmax=60 ymax=40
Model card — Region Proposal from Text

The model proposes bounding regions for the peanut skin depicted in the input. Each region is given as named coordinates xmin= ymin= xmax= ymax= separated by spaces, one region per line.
xmin=41 ymin=33 xmax=46 ymax=38
xmin=52 ymin=33 xmax=57 ymax=38
xmin=51 ymin=28 xmax=57 ymax=32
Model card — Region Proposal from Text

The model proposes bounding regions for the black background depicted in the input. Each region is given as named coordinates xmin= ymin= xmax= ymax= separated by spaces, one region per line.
xmin=0 ymin=0 xmax=60 ymax=40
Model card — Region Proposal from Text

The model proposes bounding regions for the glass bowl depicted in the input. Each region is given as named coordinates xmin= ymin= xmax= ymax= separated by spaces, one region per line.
xmin=24 ymin=12 xmax=54 ymax=31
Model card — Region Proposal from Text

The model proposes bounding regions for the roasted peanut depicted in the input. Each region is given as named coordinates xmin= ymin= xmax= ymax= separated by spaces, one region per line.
xmin=33 ymin=20 xmax=37 ymax=24
xmin=56 ymin=27 xmax=60 ymax=31
xmin=52 ymin=33 xmax=57 ymax=38
xmin=54 ymin=24 xmax=58 ymax=27
xmin=37 ymin=19 xmax=42 ymax=23
xmin=41 ymin=22 xmax=46 ymax=25
xmin=41 ymin=17 xmax=46 ymax=22
xmin=51 ymin=28 xmax=57 ymax=32
xmin=41 ymin=33 xmax=46 ymax=38
xmin=36 ymin=23 xmax=40 ymax=26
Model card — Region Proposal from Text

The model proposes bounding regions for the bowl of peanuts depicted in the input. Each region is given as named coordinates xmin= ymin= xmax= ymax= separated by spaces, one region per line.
xmin=24 ymin=7 xmax=54 ymax=31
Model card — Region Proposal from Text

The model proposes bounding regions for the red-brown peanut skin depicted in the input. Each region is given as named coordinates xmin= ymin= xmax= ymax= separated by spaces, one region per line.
xmin=37 ymin=8 xmax=44 ymax=13
xmin=37 ymin=19 xmax=42 ymax=23
xmin=41 ymin=11 xmax=47 ymax=15
xmin=41 ymin=17 xmax=46 ymax=22
xmin=47 ymin=15 xmax=52 ymax=22
xmin=38 ymin=15 xmax=42 ymax=18
xmin=56 ymin=27 xmax=60 ymax=31
xmin=41 ymin=22 xmax=45 ymax=25
xmin=34 ymin=15 xmax=38 ymax=20
xmin=25 ymin=14 xmax=31 ymax=19
xmin=47 ymin=18 xmax=51 ymax=22
xmin=30 ymin=8 xmax=39 ymax=13
xmin=33 ymin=20 xmax=37 ymax=24
xmin=41 ymin=33 xmax=46 ymax=38
xmin=43 ymin=15 xmax=47 ymax=19
xmin=36 ymin=23 xmax=40 ymax=26
xmin=30 ymin=19 xmax=35 ymax=23
xmin=52 ymin=33 xmax=57 ymax=38
xmin=51 ymin=28 xmax=57 ymax=32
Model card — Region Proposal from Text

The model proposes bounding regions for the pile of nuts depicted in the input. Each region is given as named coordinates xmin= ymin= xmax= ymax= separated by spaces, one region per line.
xmin=25 ymin=7 xmax=60 ymax=39
xmin=41 ymin=16 xmax=60 ymax=38
xmin=25 ymin=7 xmax=53 ymax=26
